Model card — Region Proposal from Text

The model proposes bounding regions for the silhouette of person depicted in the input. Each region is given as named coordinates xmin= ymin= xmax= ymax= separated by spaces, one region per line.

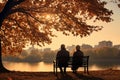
xmin=56 ymin=44 xmax=70 ymax=74
xmin=72 ymin=45 xmax=84 ymax=73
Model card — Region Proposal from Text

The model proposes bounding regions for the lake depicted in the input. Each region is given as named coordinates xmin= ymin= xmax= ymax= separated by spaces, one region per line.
xmin=3 ymin=61 xmax=120 ymax=72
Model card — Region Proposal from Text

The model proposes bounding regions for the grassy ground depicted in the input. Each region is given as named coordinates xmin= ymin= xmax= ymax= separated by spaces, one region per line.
xmin=0 ymin=69 xmax=120 ymax=80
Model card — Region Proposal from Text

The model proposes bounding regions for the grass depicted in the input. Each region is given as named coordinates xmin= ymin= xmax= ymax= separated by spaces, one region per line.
xmin=0 ymin=69 xmax=120 ymax=80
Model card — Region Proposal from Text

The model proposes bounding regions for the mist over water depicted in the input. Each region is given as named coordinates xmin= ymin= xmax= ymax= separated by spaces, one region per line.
xmin=3 ymin=61 xmax=120 ymax=72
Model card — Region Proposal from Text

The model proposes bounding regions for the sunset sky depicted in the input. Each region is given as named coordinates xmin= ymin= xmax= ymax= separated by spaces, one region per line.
xmin=0 ymin=0 xmax=119 ymax=50
xmin=39 ymin=2 xmax=120 ymax=50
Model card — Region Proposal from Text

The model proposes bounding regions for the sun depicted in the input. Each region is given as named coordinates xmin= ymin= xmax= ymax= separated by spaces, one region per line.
xmin=45 ymin=14 xmax=51 ymax=20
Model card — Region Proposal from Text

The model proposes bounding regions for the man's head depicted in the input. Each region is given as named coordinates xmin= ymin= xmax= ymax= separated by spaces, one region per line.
xmin=76 ymin=45 xmax=80 ymax=50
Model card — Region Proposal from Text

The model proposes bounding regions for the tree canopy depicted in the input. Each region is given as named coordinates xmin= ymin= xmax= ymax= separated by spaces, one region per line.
xmin=0 ymin=0 xmax=115 ymax=54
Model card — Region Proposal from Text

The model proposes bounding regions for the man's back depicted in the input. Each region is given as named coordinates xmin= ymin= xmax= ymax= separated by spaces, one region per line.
xmin=57 ymin=49 xmax=69 ymax=67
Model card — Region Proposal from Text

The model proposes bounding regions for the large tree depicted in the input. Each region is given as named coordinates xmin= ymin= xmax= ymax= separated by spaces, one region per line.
xmin=0 ymin=0 xmax=114 ymax=72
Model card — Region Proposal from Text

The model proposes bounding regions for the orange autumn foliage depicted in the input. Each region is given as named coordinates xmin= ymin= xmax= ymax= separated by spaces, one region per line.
xmin=0 ymin=0 xmax=114 ymax=54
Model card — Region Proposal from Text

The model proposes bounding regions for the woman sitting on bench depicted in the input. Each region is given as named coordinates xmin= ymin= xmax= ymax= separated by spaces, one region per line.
xmin=72 ymin=45 xmax=84 ymax=73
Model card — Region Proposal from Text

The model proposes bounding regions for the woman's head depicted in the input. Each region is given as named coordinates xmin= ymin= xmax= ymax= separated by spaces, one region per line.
xmin=61 ymin=44 xmax=65 ymax=50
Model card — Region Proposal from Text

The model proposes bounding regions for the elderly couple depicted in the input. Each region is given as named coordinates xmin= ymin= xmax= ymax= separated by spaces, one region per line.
xmin=56 ymin=44 xmax=84 ymax=74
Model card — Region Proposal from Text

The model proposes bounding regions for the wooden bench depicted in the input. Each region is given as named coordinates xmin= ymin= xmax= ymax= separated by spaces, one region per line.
xmin=53 ymin=56 xmax=89 ymax=74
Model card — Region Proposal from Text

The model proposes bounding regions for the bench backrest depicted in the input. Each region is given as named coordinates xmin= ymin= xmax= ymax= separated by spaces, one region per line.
xmin=82 ymin=56 xmax=89 ymax=66
xmin=64 ymin=56 xmax=89 ymax=66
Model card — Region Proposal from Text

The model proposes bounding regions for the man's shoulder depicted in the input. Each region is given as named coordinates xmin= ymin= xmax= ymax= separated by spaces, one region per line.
xmin=57 ymin=50 xmax=61 ymax=54
xmin=66 ymin=50 xmax=69 ymax=53
xmin=75 ymin=50 xmax=84 ymax=54
xmin=80 ymin=50 xmax=83 ymax=52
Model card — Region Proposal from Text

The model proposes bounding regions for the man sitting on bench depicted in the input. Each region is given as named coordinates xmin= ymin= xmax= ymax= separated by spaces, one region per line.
xmin=72 ymin=45 xmax=84 ymax=73
xmin=56 ymin=44 xmax=70 ymax=74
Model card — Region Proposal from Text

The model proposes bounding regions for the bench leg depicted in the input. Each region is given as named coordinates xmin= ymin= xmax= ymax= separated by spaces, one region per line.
xmin=55 ymin=66 xmax=57 ymax=75
xmin=87 ymin=66 xmax=89 ymax=74
xmin=53 ymin=62 xmax=58 ymax=75
xmin=84 ymin=66 xmax=86 ymax=73
xmin=84 ymin=66 xmax=89 ymax=74
xmin=53 ymin=63 xmax=55 ymax=74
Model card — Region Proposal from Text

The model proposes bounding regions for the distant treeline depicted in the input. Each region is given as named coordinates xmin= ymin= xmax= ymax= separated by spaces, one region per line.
xmin=83 ymin=47 xmax=120 ymax=66
xmin=2 ymin=48 xmax=57 ymax=63
xmin=2 ymin=47 xmax=120 ymax=65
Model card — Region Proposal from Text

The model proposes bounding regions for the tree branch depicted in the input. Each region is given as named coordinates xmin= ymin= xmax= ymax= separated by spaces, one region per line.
xmin=8 ymin=8 xmax=46 ymax=24
xmin=8 ymin=0 xmax=25 ymax=8
xmin=0 ymin=0 xmax=25 ymax=28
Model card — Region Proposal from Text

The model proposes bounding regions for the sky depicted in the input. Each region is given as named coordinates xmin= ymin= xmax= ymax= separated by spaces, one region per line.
xmin=36 ymin=2 xmax=120 ymax=50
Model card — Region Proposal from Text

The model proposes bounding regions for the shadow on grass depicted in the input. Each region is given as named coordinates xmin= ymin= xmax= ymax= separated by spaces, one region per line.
xmin=73 ymin=73 xmax=103 ymax=80
xmin=56 ymin=73 xmax=74 ymax=80
xmin=56 ymin=72 xmax=103 ymax=80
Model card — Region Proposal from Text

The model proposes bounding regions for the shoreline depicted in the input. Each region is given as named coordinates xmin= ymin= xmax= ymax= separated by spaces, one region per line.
xmin=0 ymin=69 xmax=120 ymax=80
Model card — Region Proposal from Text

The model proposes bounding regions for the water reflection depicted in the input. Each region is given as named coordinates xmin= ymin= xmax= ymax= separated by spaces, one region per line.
xmin=3 ymin=61 xmax=53 ymax=72
xmin=3 ymin=61 xmax=120 ymax=72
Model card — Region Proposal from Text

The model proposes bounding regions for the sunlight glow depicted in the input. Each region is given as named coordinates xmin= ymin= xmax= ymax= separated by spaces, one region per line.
xmin=46 ymin=14 xmax=51 ymax=20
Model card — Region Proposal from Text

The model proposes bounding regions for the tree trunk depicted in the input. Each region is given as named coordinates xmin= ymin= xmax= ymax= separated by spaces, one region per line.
xmin=0 ymin=40 xmax=10 ymax=73
xmin=0 ymin=12 xmax=5 ymax=28
xmin=0 ymin=0 xmax=25 ymax=72
xmin=0 ymin=1 xmax=15 ymax=72
xmin=0 ymin=1 xmax=12 ymax=28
